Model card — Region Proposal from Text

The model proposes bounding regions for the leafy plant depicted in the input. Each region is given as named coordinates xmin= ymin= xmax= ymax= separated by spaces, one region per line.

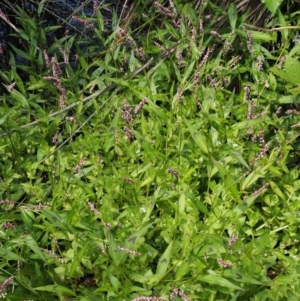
xmin=1 ymin=0 xmax=300 ymax=300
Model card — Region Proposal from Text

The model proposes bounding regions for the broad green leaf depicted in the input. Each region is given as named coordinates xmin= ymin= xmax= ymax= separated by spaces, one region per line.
xmin=288 ymin=87 xmax=300 ymax=97
xmin=147 ymin=99 xmax=168 ymax=122
xmin=11 ymin=235 xmax=45 ymax=260
xmin=272 ymin=250 xmax=295 ymax=264
xmin=197 ymin=274 xmax=243 ymax=290
xmin=9 ymin=43 xmax=31 ymax=60
xmin=270 ymin=67 xmax=296 ymax=85
xmin=105 ymin=77 xmax=130 ymax=89
xmin=274 ymin=275 xmax=298 ymax=285
xmin=284 ymin=56 xmax=300 ymax=85
xmin=69 ymin=241 xmax=90 ymax=277
xmin=228 ymin=3 xmax=237 ymax=29
xmin=117 ymin=222 xmax=153 ymax=264
xmin=211 ymin=157 xmax=239 ymax=200
xmin=269 ymin=181 xmax=285 ymax=201
xmin=37 ymin=0 xmax=47 ymax=15
xmin=10 ymin=89 xmax=29 ymax=108
xmin=223 ymin=269 xmax=262 ymax=285
xmin=108 ymin=272 xmax=121 ymax=291
xmin=182 ymin=61 xmax=195 ymax=84
xmin=0 ymin=247 xmax=26 ymax=262
xmin=141 ymin=175 xmax=155 ymax=187
xmin=126 ymin=222 xmax=153 ymax=246
xmin=241 ymin=170 xmax=264 ymax=191
xmin=40 ymin=210 xmax=69 ymax=231
xmin=270 ymin=57 xmax=300 ymax=86
xmin=104 ymin=109 xmax=120 ymax=152
xmin=237 ymin=29 xmax=277 ymax=42
xmin=156 ymin=241 xmax=173 ymax=278
xmin=0 ymin=109 xmax=12 ymax=125
xmin=262 ymin=0 xmax=284 ymax=14
xmin=108 ymin=232 xmax=122 ymax=266
xmin=20 ymin=209 xmax=34 ymax=229
xmin=224 ymin=147 xmax=249 ymax=169
xmin=185 ymin=120 xmax=209 ymax=154
xmin=232 ymin=196 xmax=257 ymax=217
xmin=35 ymin=285 xmax=75 ymax=295
xmin=277 ymin=9 xmax=288 ymax=42
xmin=231 ymin=119 xmax=265 ymax=130
xmin=175 ymin=260 xmax=190 ymax=281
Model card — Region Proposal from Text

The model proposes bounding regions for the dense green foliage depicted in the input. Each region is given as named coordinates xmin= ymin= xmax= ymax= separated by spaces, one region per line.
xmin=1 ymin=0 xmax=300 ymax=300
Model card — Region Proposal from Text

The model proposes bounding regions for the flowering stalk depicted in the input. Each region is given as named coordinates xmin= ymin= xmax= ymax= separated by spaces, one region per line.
xmin=41 ymin=248 xmax=66 ymax=263
xmin=88 ymin=201 xmax=101 ymax=215
xmin=167 ymin=168 xmax=179 ymax=178
xmin=118 ymin=246 xmax=140 ymax=255
xmin=170 ymin=288 xmax=192 ymax=301
xmin=73 ymin=157 xmax=87 ymax=174
xmin=217 ymin=258 xmax=232 ymax=268
xmin=0 ymin=276 xmax=13 ymax=298
xmin=134 ymin=99 xmax=147 ymax=114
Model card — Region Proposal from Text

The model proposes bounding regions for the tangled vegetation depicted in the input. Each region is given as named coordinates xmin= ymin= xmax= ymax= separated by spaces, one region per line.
xmin=1 ymin=0 xmax=300 ymax=300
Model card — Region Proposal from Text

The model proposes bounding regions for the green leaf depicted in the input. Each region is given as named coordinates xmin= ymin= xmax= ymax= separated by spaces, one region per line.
xmin=0 ymin=109 xmax=12 ymax=125
xmin=185 ymin=120 xmax=208 ymax=154
xmin=20 ymin=209 xmax=34 ymax=229
xmin=182 ymin=61 xmax=195 ymax=84
xmin=228 ymin=3 xmax=237 ymax=29
xmin=0 ymin=247 xmax=26 ymax=262
xmin=10 ymin=89 xmax=29 ymax=108
xmin=126 ymin=222 xmax=153 ymax=246
xmin=11 ymin=235 xmax=45 ymax=260
xmin=108 ymin=272 xmax=121 ymax=291
xmin=69 ymin=241 xmax=90 ymax=277
xmin=262 ymin=0 xmax=284 ymax=15
xmin=108 ymin=232 xmax=122 ymax=266
xmin=237 ymin=29 xmax=277 ymax=42
xmin=175 ymin=260 xmax=190 ymax=281
xmin=223 ymin=269 xmax=262 ymax=285
xmin=275 ymin=275 xmax=298 ymax=285
xmin=9 ymin=43 xmax=31 ymax=61
xmin=232 ymin=196 xmax=257 ymax=217
xmin=211 ymin=157 xmax=239 ymax=200
xmin=35 ymin=285 xmax=75 ymax=295
xmin=197 ymin=274 xmax=243 ymax=290
xmin=269 ymin=181 xmax=285 ymax=201
xmin=231 ymin=119 xmax=265 ymax=130
xmin=284 ymin=56 xmax=300 ymax=85
xmin=156 ymin=241 xmax=173 ymax=279
xmin=40 ymin=210 xmax=69 ymax=231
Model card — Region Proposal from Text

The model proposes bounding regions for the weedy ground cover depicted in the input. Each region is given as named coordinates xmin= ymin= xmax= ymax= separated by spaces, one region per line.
xmin=1 ymin=0 xmax=300 ymax=300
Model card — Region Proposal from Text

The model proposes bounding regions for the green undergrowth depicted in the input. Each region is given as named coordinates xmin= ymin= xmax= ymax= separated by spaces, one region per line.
xmin=1 ymin=0 xmax=300 ymax=300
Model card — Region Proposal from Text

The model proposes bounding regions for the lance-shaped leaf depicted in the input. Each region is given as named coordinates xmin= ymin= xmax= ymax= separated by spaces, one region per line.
xmin=185 ymin=119 xmax=209 ymax=154
xmin=108 ymin=232 xmax=122 ymax=266
xmin=198 ymin=274 xmax=243 ymax=290
xmin=156 ymin=241 xmax=173 ymax=279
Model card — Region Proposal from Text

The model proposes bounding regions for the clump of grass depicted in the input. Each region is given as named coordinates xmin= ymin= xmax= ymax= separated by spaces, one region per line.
xmin=1 ymin=0 xmax=300 ymax=300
